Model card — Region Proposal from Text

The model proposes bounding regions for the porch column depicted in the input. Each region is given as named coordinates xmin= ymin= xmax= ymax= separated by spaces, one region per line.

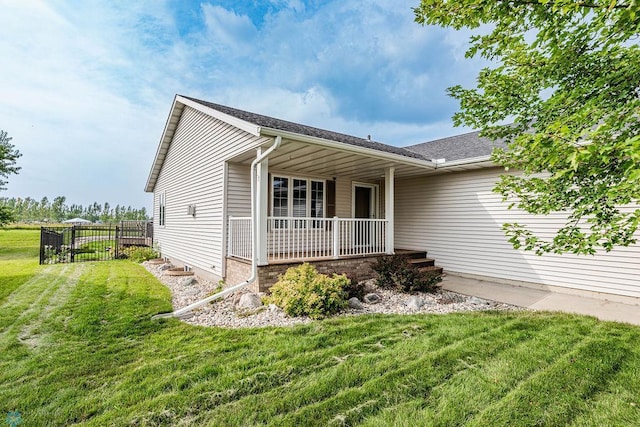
xmin=384 ymin=166 xmax=395 ymax=254
xmin=256 ymin=148 xmax=269 ymax=266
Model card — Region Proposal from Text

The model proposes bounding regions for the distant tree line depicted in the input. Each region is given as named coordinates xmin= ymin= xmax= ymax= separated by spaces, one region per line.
xmin=0 ymin=196 xmax=149 ymax=223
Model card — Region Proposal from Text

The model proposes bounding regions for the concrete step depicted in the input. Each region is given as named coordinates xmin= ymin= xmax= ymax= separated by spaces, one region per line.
xmin=395 ymin=249 xmax=427 ymax=259
xmin=408 ymin=257 xmax=435 ymax=268
xmin=419 ymin=265 xmax=444 ymax=275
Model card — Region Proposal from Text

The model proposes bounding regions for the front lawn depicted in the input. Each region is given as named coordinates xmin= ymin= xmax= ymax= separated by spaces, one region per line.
xmin=0 ymin=229 xmax=639 ymax=425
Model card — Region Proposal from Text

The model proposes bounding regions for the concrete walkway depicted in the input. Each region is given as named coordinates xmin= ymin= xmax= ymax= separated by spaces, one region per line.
xmin=442 ymin=275 xmax=640 ymax=326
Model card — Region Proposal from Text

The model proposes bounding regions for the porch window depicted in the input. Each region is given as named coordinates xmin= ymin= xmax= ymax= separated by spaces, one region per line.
xmin=292 ymin=178 xmax=307 ymax=217
xmin=311 ymin=181 xmax=324 ymax=218
xmin=273 ymin=177 xmax=289 ymax=217
xmin=271 ymin=175 xmax=325 ymax=228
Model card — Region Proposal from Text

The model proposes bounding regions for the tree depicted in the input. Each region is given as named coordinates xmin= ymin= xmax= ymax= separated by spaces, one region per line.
xmin=415 ymin=0 xmax=640 ymax=255
xmin=0 ymin=204 xmax=15 ymax=225
xmin=38 ymin=197 xmax=50 ymax=221
xmin=0 ymin=130 xmax=21 ymax=191
xmin=0 ymin=130 xmax=21 ymax=226
xmin=51 ymin=196 xmax=67 ymax=222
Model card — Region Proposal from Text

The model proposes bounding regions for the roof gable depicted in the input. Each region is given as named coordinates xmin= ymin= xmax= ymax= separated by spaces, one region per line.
xmin=182 ymin=96 xmax=426 ymax=160
xmin=145 ymin=95 xmax=504 ymax=193
xmin=404 ymin=131 xmax=506 ymax=162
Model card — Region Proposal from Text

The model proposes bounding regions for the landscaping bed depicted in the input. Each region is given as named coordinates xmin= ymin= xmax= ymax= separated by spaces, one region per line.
xmin=143 ymin=261 xmax=521 ymax=328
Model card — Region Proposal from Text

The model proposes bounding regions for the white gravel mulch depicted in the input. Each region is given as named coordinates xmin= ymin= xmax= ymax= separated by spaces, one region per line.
xmin=143 ymin=261 xmax=522 ymax=329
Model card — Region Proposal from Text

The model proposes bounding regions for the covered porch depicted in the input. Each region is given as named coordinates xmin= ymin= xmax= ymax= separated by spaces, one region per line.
xmin=228 ymin=216 xmax=390 ymax=262
xmin=223 ymin=130 xmax=435 ymax=267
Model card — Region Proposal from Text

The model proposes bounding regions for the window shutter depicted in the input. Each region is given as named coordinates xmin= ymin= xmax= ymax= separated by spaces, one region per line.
xmin=326 ymin=180 xmax=336 ymax=218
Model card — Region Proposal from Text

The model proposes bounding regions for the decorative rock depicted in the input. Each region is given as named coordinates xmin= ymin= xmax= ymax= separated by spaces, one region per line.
xmin=438 ymin=292 xmax=467 ymax=304
xmin=237 ymin=293 xmax=263 ymax=310
xmin=469 ymin=296 xmax=489 ymax=305
xmin=158 ymin=263 xmax=173 ymax=271
xmin=180 ymin=277 xmax=196 ymax=286
xmin=183 ymin=288 xmax=200 ymax=297
xmin=348 ymin=297 xmax=364 ymax=309
xmin=421 ymin=298 xmax=437 ymax=307
xmin=268 ymin=303 xmax=282 ymax=313
xmin=361 ymin=279 xmax=377 ymax=293
xmin=406 ymin=296 xmax=423 ymax=310
xmin=364 ymin=293 xmax=381 ymax=304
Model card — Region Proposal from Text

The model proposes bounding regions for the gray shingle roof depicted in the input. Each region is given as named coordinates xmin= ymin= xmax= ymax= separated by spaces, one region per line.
xmin=182 ymin=96 xmax=427 ymax=160
xmin=404 ymin=131 xmax=506 ymax=162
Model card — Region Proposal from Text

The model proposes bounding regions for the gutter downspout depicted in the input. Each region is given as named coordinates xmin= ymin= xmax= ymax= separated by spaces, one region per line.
xmin=153 ymin=135 xmax=283 ymax=319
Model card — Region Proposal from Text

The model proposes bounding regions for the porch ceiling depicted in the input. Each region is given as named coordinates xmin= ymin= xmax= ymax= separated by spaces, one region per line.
xmin=228 ymin=139 xmax=433 ymax=181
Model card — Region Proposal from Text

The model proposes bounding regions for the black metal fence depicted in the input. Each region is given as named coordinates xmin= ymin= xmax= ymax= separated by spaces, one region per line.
xmin=39 ymin=221 xmax=153 ymax=265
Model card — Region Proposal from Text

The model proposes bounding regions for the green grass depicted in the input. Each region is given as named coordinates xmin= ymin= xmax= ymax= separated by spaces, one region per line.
xmin=0 ymin=229 xmax=40 ymax=303
xmin=0 ymin=230 xmax=639 ymax=425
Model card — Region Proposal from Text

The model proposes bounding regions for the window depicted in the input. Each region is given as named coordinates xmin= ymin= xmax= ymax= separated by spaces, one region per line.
xmin=271 ymin=176 xmax=324 ymax=227
xmin=311 ymin=180 xmax=324 ymax=218
xmin=159 ymin=192 xmax=166 ymax=226
xmin=292 ymin=179 xmax=307 ymax=217
xmin=272 ymin=177 xmax=288 ymax=217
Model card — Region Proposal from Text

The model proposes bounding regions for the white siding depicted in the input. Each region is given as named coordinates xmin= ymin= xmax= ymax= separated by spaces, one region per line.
xmin=395 ymin=167 xmax=640 ymax=298
xmin=153 ymin=106 xmax=270 ymax=277
xmin=227 ymin=162 xmax=251 ymax=217
xmin=335 ymin=177 xmax=351 ymax=218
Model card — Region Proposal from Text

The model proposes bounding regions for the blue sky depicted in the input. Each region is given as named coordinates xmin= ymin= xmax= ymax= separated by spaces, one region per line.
xmin=0 ymin=0 xmax=484 ymax=209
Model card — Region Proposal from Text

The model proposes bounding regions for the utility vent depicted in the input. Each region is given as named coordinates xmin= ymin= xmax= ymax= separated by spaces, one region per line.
xmin=187 ymin=204 xmax=196 ymax=217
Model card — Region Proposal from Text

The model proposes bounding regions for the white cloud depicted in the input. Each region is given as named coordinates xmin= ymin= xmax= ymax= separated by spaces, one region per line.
xmin=202 ymin=5 xmax=258 ymax=52
xmin=0 ymin=0 xmax=485 ymax=208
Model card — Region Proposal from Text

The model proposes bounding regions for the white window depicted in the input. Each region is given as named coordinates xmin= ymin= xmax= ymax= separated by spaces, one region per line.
xmin=311 ymin=180 xmax=324 ymax=219
xmin=272 ymin=177 xmax=288 ymax=217
xmin=271 ymin=176 xmax=324 ymax=227
xmin=292 ymin=178 xmax=307 ymax=217
xmin=159 ymin=192 xmax=166 ymax=226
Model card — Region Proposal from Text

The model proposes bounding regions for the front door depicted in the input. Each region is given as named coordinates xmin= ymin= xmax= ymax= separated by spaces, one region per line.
xmin=354 ymin=186 xmax=372 ymax=219
xmin=353 ymin=184 xmax=375 ymax=248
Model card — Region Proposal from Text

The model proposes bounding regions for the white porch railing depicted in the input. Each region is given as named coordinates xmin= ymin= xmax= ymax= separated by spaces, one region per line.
xmin=227 ymin=217 xmax=253 ymax=260
xmin=227 ymin=216 xmax=388 ymax=261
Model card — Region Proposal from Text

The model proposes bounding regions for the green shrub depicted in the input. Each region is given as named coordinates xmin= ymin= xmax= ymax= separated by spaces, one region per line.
xmin=119 ymin=246 xmax=159 ymax=263
xmin=266 ymin=263 xmax=348 ymax=319
xmin=343 ymin=275 xmax=367 ymax=300
xmin=372 ymin=254 xmax=441 ymax=293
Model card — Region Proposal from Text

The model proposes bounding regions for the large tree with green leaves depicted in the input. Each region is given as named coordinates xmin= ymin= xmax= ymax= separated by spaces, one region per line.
xmin=415 ymin=0 xmax=640 ymax=255
xmin=0 ymin=130 xmax=21 ymax=225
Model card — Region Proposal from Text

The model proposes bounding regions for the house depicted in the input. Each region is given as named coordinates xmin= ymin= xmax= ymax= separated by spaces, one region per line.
xmin=145 ymin=95 xmax=640 ymax=302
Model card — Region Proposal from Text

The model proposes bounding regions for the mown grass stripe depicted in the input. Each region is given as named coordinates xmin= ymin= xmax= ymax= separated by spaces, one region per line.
xmin=270 ymin=316 xmax=564 ymax=426
xmin=83 ymin=314 xmax=508 ymax=425
xmin=467 ymin=326 xmax=631 ymax=426
xmin=360 ymin=314 xmax=597 ymax=426
xmin=195 ymin=316 xmax=545 ymax=425
xmin=0 ymin=265 xmax=74 ymax=344
xmin=568 ymin=334 xmax=640 ymax=426
xmin=0 ymin=229 xmax=40 ymax=304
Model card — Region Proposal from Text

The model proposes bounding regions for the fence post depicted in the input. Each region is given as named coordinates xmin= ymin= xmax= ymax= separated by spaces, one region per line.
xmin=70 ymin=226 xmax=75 ymax=263
xmin=39 ymin=227 xmax=45 ymax=265
xmin=115 ymin=225 xmax=119 ymax=259
xmin=332 ymin=217 xmax=339 ymax=259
